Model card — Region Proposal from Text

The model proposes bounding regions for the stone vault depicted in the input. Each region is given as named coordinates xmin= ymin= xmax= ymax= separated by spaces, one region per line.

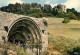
xmin=0 ymin=11 xmax=48 ymax=55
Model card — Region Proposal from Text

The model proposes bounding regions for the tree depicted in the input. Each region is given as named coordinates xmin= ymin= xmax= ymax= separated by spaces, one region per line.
xmin=62 ymin=17 xmax=70 ymax=23
xmin=51 ymin=8 xmax=58 ymax=16
xmin=57 ymin=11 xmax=65 ymax=18
xmin=14 ymin=3 xmax=21 ymax=12
xmin=67 ymin=47 xmax=80 ymax=55
xmin=66 ymin=12 xmax=77 ymax=20
xmin=44 ymin=4 xmax=52 ymax=13
xmin=21 ymin=3 xmax=30 ymax=12
xmin=8 ymin=4 xmax=14 ymax=12
xmin=67 ymin=8 xmax=78 ymax=16
xmin=31 ymin=3 xmax=38 ymax=8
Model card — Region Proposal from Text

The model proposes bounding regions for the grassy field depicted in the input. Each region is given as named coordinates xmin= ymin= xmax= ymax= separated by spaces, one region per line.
xmin=42 ymin=17 xmax=80 ymax=55
xmin=0 ymin=17 xmax=80 ymax=55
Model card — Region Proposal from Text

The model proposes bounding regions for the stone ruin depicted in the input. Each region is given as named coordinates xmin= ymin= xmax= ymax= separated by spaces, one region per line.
xmin=0 ymin=11 xmax=48 ymax=55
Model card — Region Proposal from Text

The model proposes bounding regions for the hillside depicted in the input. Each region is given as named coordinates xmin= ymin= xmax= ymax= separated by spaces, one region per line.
xmin=0 ymin=13 xmax=80 ymax=55
xmin=45 ymin=17 xmax=80 ymax=40
xmin=43 ymin=17 xmax=80 ymax=55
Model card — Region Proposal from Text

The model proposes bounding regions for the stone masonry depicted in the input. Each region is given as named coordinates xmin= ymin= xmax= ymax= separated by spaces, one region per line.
xmin=0 ymin=11 xmax=48 ymax=55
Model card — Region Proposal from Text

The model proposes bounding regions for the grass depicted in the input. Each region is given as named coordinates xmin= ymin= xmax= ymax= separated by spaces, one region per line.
xmin=48 ymin=35 xmax=80 ymax=55
xmin=70 ymin=28 xmax=80 ymax=30
xmin=1 ymin=17 xmax=80 ymax=55
xmin=43 ymin=17 xmax=80 ymax=55
xmin=0 ymin=43 xmax=29 ymax=55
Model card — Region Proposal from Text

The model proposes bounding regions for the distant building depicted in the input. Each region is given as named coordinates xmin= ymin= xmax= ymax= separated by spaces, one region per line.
xmin=57 ymin=4 xmax=67 ymax=13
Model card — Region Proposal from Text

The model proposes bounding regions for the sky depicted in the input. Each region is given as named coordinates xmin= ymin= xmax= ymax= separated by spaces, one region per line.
xmin=0 ymin=0 xmax=80 ymax=12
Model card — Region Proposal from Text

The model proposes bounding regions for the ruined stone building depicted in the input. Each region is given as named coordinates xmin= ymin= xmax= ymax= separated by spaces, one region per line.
xmin=0 ymin=11 xmax=48 ymax=55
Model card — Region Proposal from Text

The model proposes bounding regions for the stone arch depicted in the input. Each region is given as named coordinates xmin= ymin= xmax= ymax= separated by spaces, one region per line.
xmin=7 ymin=17 xmax=42 ymax=55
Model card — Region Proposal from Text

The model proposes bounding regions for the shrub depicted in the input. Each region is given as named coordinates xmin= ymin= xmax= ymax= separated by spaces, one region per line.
xmin=62 ymin=17 xmax=70 ymax=23
xmin=67 ymin=47 xmax=80 ymax=55
xmin=47 ymin=13 xmax=53 ymax=17
xmin=57 ymin=12 xmax=66 ymax=18
xmin=29 ymin=13 xmax=40 ymax=18
xmin=29 ymin=13 xmax=48 ymax=18
xmin=66 ymin=12 xmax=77 ymax=20
xmin=43 ymin=19 xmax=48 ymax=26
xmin=48 ymin=35 xmax=77 ymax=53
xmin=0 ymin=43 xmax=29 ymax=55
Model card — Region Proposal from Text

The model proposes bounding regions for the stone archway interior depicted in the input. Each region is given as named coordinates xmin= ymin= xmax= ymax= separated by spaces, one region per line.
xmin=8 ymin=18 xmax=42 ymax=55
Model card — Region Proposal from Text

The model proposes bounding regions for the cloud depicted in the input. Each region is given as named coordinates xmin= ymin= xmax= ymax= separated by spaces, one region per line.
xmin=50 ymin=4 xmax=57 ymax=8
xmin=40 ymin=0 xmax=60 ymax=8
xmin=64 ymin=0 xmax=80 ymax=12
xmin=0 ymin=0 xmax=23 ymax=7
xmin=8 ymin=0 xmax=23 ymax=4
xmin=40 ymin=0 xmax=57 ymax=4
xmin=45 ymin=0 xmax=51 ymax=4
xmin=43 ymin=0 xmax=67 ymax=8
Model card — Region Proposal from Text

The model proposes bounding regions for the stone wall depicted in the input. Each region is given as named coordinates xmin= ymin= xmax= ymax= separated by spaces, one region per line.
xmin=0 ymin=11 xmax=48 ymax=55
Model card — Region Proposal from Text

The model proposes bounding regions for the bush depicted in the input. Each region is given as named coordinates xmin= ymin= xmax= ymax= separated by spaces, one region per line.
xmin=43 ymin=19 xmax=48 ymax=26
xmin=66 ymin=12 xmax=77 ymax=20
xmin=57 ymin=12 xmax=66 ymax=18
xmin=67 ymin=47 xmax=80 ymax=55
xmin=29 ymin=13 xmax=40 ymax=18
xmin=0 ymin=43 xmax=29 ymax=55
xmin=48 ymin=35 xmax=80 ymax=55
xmin=29 ymin=13 xmax=48 ymax=18
xmin=62 ymin=17 xmax=70 ymax=23
xmin=47 ymin=13 xmax=53 ymax=17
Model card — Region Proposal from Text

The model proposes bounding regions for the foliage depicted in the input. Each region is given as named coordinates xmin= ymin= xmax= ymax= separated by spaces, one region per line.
xmin=62 ymin=17 xmax=70 ymax=23
xmin=28 ymin=8 xmax=42 ymax=14
xmin=57 ymin=11 xmax=66 ymax=18
xmin=43 ymin=19 xmax=48 ymax=26
xmin=0 ymin=3 xmax=80 ymax=20
xmin=67 ymin=47 xmax=80 ymax=55
xmin=47 ymin=13 xmax=53 ymax=17
xmin=67 ymin=8 xmax=78 ymax=16
xmin=0 ymin=43 xmax=29 ymax=55
xmin=48 ymin=35 xmax=80 ymax=55
xmin=29 ymin=13 xmax=46 ymax=18
xmin=66 ymin=12 xmax=77 ymax=20
xmin=43 ymin=4 xmax=52 ymax=13
xmin=51 ymin=8 xmax=59 ymax=16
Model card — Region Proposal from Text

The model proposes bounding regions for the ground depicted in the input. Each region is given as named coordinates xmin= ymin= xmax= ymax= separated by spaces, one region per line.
xmin=0 ymin=16 xmax=80 ymax=55
xmin=41 ymin=17 xmax=80 ymax=55
xmin=46 ymin=17 xmax=80 ymax=40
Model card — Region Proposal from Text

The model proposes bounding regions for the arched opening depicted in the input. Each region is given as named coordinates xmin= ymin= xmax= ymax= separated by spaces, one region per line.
xmin=7 ymin=17 xmax=42 ymax=55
